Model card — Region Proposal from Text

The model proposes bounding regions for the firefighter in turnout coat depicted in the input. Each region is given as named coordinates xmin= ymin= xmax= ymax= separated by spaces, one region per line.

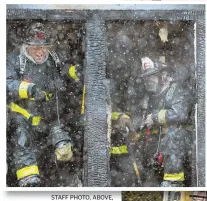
xmin=137 ymin=56 xmax=194 ymax=187
xmin=6 ymin=22 xmax=77 ymax=187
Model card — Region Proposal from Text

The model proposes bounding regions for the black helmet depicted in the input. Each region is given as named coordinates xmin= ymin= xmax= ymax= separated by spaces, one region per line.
xmin=139 ymin=56 xmax=167 ymax=78
xmin=24 ymin=22 xmax=51 ymax=46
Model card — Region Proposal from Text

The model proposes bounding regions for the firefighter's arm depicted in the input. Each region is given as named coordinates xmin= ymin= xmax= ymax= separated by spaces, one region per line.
xmin=151 ymin=87 xmax=194 ymax=125
xmin=6 ymin=53 xmax=35 ymax=100
xmin=7 ymin=78 xmax=47 ymax=101
xmin=7 ymin=62 xmax=48 ymax=102
xmin=7 ymin=76 xmax=22 ymax=100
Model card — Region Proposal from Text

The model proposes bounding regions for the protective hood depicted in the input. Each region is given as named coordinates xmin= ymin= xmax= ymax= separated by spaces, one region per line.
xmin=21 ymin=44 xmax=49 ymax=65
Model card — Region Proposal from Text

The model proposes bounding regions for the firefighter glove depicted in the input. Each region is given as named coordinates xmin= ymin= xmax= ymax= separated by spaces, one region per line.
xmin=55 ymin=141 xmax=73 ymax=162
xmin=30 ymin=85 xmax=46 ymax=101
xmin=115 ymin=113 xmax=133 ymax=133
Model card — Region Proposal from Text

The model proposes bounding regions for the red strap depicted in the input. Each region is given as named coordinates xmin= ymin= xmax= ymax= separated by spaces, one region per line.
xmin=158 ymin=153 xmax=164 ymax=164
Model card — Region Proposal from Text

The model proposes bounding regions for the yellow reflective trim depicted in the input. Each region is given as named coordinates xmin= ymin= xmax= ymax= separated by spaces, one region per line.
xmin=42 ymin=91 xmax=48 ymax=101
xmin=133 ymin=162 xmax=140 ymax=175
xmin=32 ymin=116 xmax=41 ymax=126
xmin=81 ymin=84 xmax=86 ymax=115
xmin=111 ymin=112 xmax=130 ymax=121
xmin=111 ymin=112 xmax=122 ymax=120
xmin=151 ymin=127 xmax=167 ymax=134
xmin=69 ymin=65 xmax=79 ymax=81
xmin=42 ymin=91 xmax=53 ymax=101
xmin=164 ymin=172 xmax=184 ymax=181
xmin=16 ymin=165 xmax=39 ymax=180
xmin=158 ymin=109 xmax=167 ymax=124
xmin=19 ymin=81 xmax=30 ymax=99
xmin=9 ymin=102 xmax=41 ymax=126
xmin=48 ymin=93 xmax=53 ymax=99
xmin=110 ymin=145 xmax=128 ymax=154
xmin=9 ymin=102 xmax=30 ymax=119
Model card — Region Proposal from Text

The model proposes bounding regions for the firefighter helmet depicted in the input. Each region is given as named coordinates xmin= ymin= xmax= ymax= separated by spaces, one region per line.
xmin=24 ymin=22 xmax=51 ymax=46
xmin=139 ymin=56 xmax=167 ymax=78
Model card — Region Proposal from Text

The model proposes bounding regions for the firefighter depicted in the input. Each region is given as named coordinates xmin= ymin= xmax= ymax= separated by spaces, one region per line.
xmin=6 ymin=22 xmax=77 ymax=187
xmin=137 ymin=56 xmax=194 ymax=187
xmin=110 ymin=112 xmax=143 ymax=187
